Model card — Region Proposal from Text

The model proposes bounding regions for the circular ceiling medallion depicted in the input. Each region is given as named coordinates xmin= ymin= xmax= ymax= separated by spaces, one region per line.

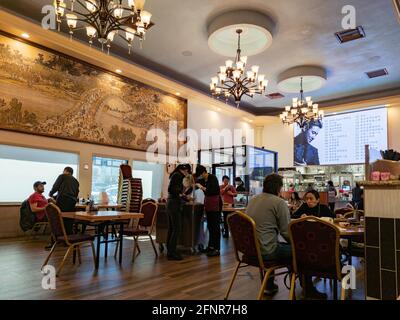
xmin=277 ymin=66 xmax=327 ymax=93
xmin=207 ymin=10 xmax=275 ymax=57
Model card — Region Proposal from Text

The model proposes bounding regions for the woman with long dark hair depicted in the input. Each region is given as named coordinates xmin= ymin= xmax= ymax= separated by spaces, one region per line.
xmin=166 ymin=164 xmax=190 ymax=260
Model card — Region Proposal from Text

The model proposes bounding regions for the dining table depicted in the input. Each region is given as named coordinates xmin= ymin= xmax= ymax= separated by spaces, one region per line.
xmin=75 ymin=204 xmax=124 ymax=211
xmin=334 ymin=222 xmax=365 ymax=265
xmin=61 ymin=210 xmax=143 ymax=269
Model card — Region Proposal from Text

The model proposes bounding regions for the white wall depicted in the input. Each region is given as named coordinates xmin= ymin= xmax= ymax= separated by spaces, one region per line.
xmin=188 ymin=100 xmax=255 ymax=150
xmin=256 ymin=116 xmax=294 ymax=168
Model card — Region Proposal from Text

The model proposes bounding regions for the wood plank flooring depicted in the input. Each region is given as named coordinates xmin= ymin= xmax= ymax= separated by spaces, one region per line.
xmin=0 ymin=235 xmax=365 ymax=300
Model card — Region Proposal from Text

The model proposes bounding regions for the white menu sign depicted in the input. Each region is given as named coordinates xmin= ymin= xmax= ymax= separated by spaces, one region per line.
xmin=293 ymin=107 xmax=388 ymax=165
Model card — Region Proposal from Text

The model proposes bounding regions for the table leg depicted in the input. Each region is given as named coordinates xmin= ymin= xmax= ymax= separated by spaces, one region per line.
xmin=95 ymin=225 xmax=101 ymax=269
xmin=119 ymin=222 xmax=124 ymax=265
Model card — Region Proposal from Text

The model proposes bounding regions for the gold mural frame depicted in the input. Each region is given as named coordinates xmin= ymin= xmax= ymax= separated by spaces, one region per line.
xmin=0 ymin=30 xmax=187 ymax=153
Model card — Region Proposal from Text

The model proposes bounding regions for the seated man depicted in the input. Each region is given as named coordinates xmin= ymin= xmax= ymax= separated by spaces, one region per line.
xmin=246 ymin=174 xmax=327 ymax=299
xmin=28 ymin=181 xmax=49 ymax=224
xmin=246 ymin=174 xmax=292 ymax=296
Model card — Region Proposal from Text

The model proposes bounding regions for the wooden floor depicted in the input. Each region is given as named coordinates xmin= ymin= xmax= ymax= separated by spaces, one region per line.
xmin=0 ymin=234 xmax=365 ymax=300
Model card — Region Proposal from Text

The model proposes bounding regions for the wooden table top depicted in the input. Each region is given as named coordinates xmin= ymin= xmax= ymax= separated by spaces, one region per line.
xmin=334 ymin=224 xmax=364 ymax=237
xmin=62 ymin=211 xmax=143 ymax=222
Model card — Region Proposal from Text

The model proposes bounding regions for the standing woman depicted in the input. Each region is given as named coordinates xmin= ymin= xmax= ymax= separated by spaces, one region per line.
xmin=166 ymin=164 xmax=189 ymax=261
xmin=327 ymin=180 xmax=337 ymax=213
xmin=195 ymin=165 xmax=222 ymax=257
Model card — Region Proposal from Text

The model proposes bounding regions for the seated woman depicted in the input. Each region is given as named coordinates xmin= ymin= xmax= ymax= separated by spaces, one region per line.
xmin=288 ymin=191 xmax=302 ymax=214
xmin=292 ymin=190 xmax=335 ymax=219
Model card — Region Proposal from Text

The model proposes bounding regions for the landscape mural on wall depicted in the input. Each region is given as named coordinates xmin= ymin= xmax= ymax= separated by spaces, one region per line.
xmin=0 ymin=32 xmax=187 ymax=151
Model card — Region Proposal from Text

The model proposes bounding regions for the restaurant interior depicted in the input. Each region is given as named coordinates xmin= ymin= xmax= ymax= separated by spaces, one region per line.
xmin=0 ymin=0 xmax=400 ymax=302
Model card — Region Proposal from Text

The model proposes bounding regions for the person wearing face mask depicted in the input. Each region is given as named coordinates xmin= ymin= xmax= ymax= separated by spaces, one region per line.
xmin=166 ymin=164 xmax=190 ymax=260
xmin=292 ymin=190 xmax=335 ymax=219
xmin=294 ymin=119 xmax=322 ymax=165
xmin=195 ymin=165 xmax=222 ymax=257
xmin=234 ymin=177 xmax=246 ymax=192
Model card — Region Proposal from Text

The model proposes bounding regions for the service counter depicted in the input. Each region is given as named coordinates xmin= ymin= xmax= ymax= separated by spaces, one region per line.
xmin=156 ymin=203 xmax=206 ymax=253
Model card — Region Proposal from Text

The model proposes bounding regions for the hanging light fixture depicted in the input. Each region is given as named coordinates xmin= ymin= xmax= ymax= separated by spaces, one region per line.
xmin=209 ymin=29 xmax=268 ymax=107
xmin=52 ymin=0 xmax=154 ymax=54
xmin=279 ymin=77 xmax=324 ymax=128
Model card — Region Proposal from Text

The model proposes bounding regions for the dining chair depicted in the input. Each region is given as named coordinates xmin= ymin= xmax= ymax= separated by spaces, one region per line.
xmin=42 ymin=203 xmax=96 ymax=276
xmin=114 ymin=198 xmax=158 ymax=262
xmin=224 ymin=211 xmax=291 ymax=300
xmin=288 ymin=216 xmax=346 ymax=300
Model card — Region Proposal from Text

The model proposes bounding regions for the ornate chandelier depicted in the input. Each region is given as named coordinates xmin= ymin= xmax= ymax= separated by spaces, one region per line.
xmin=279 ymin=77 xmax=324 ymax=128
xmin=53 ymin=0 xmax=154 ymax=54
xmin=209 ymin=29 xmax=268 ymax=107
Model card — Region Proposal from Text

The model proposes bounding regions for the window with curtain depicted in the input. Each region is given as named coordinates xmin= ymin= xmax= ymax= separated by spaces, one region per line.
xmin=91 ymin=156 xmax=128 ymax=203
xmin=0 ymin=144 xmax=79 ymax=202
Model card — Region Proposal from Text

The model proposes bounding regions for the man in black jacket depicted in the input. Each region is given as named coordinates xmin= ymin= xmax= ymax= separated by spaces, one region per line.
xmin=195 ymin=165 xmax=222 ymax=257
xmin=166 ymin=164 xmax=190 ymax=260
xmin=49 ymin=167 xmax=79 ymax=234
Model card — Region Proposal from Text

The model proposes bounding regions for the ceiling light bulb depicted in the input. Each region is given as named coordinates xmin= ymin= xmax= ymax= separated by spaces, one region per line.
xmin=240 ymin=56 xmax=248 ymax=65
xmin=115 ymin=69 xmax=122 ymax=73
xmin=246 ymin=71 xmax=254 ymax=80
xmin=135 ymin=0 xmax=146 ymax=11
xmin=140 ymin=10 xmax=152 ymax=25
xmin=218 ymin=73 xmax=226 ymax=82
xmin=251 ymin=65 xmax=259 ymax=74
xmin=128 ymin=0 xmax=135 ymax=8
xmin=107 ymin=31 xmax=117 ymax=41
xmin=114 ymin=8 xmax=124 ymax=19
xmin=225 ymin=60 xmax=233 ymax=68
xmin=262 ymin=80 xmax=268 ymax=88
xmin=306 ymin=96 xmax=312 ymax=102
xmin=301 ymin=108 xmax=308 ymax=113
xmin=236 ymin=61 xmax=244 ymax=70
xmin=219 ymin=66 xmax=227 ymax=74
xmin=283 ymin=111 xmax=288 ymax=117
xmin=292 ymin=97 xmax=298 ymax=103
xmin=280 ymin=114 xmax=285 ymax=119
xmin=285 ymin=106 xmax=291 ymax=111
xmin=211 ymin=76 xmax=218 ymax=84
xmin=258 ymin=74 xmax=265 ymax=82
xmin=85 ymin=0 xmax=96 ymax=12
xmin=291 ymin=109 xmax=298 ymax=115
xmin=125 ymin=28 xmax=135 ymax=41
xmin=66 ymin=14 xmax=78 ymax=28
xmin=233 ymin=70 xmax=241 ymax=80
xmin=86 ymin=26 xmax=97 ymax=37
xmin=21 ymin=33 xmax=30 ymax=39
xmin=318 ymin=110 xmax=324 ymax=116
xmin=215 ymin=87 xmax=222 ymax=94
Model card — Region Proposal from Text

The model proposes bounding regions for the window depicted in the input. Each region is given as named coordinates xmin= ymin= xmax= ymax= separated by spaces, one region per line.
xmin=132 ymin=161 xmax=164 ymax=199
xmin=91 ymin=156 xmax=127 ymax=203
xmin=0 ymin=144 xmax=79 ymax=202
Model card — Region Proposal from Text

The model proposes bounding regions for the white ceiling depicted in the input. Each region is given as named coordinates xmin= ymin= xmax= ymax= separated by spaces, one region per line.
xmin=2 ymin=0 xmax=400 ymax=115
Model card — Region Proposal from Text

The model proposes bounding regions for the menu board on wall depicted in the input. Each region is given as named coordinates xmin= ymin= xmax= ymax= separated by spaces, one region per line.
xmin=293 ymin=107 xmax=388 ymax=166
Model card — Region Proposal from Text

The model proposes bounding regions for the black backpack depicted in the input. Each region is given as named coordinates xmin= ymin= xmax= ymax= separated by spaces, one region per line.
xmin=19 ymin=199 xmax=36 ymax=231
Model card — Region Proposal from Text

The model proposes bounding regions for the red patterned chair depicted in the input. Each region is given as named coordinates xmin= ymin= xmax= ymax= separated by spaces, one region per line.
xmin=42 ymin=203 xmax=96 ymax=277
xmin=114 ymin=199 xmax=158 ymax=262
xmin=288 ymin=217 xmax=346 ymax=300
xmin=225 ymin=211 xmax=290 ymax=300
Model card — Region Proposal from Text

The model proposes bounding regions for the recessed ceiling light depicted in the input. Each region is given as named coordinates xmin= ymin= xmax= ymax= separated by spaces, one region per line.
xmin=175 ymin=92 xmax=181 ymax=96
xmin=21 ymin=33 xmax=30 ymax=39
xmin=115 ymin=69 xmax=122 ymax=73
xmin=216 ymin=107 xmax=222 ymax=111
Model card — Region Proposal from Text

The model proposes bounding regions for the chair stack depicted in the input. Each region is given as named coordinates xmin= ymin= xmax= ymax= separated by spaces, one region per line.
xmin=117 ymin=164 xmax=143 ymax=213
